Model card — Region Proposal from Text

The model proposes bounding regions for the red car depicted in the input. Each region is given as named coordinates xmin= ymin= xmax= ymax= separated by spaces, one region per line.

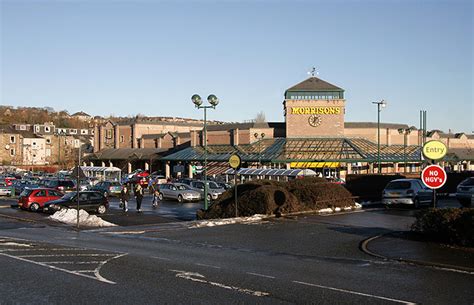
xmin=4 ymin=177 xmax=16 ymax=186
xmin=18 ymin=188 xmax=64 ymax=212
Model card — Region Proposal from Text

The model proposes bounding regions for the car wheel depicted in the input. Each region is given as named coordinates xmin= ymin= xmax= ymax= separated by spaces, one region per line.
xmin=177 ymin=195 xmax=183 ymax=203
xmin=97 ymin=205 xmax=107 ymax=214
xmin=30 ymin=202 xmax=40 ymax=212
xmin=158 ymin=193 xmax=164 ymax=201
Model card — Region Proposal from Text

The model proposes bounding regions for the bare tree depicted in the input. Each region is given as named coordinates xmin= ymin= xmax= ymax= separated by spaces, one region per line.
xmin=254 ymin=111 xmax=266 ymax=123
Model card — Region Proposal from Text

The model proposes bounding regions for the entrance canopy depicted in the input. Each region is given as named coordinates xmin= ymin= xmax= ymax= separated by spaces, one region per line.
xmin=79 ymin=166 xmax=122 ymax=181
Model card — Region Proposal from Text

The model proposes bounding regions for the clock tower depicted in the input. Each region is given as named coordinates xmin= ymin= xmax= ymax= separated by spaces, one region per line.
xmin=284 ymin=76 xmax=345 ymax=138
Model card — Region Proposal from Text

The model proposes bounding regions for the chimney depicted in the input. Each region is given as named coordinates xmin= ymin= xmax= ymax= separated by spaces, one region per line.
xmin=232 ymin=128 xmax=239 ymax=146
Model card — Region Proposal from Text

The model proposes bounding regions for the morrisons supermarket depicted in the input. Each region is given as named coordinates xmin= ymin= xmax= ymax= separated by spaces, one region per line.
xmin=88 ymin=76 xmax=474 ymax=178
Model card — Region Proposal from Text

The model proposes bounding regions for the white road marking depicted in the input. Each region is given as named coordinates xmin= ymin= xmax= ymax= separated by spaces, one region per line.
xmin=246 ymin=272 xmax=275 ymax=279
xmin=152 ymin=256 xmax=172 ymax=261
xmin=195 ymin=263 xmax=221 ymax=269
xmin=17 ymin=254 xmax=117 ymax=258
xmin=41 ymin=261 xmax=102 ymax=265
xmin=319 ymin=209 xmax=367 ymax=217
xmin=292 ymin=281 xmax=416 ymax=304
xmin=0 ymin=242 xmax=32 ymax=247
xmin=171 ymin=270 xmax=270 ymax=297
xmin=0 ymin=248 xmax=89 ymax=252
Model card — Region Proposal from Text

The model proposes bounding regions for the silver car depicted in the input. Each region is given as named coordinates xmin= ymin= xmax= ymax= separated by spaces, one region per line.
xmin=382 ymin=179 xmax=433 ymax=208
xmin=158 ymin=183 xmax=201 ymax=203
xmin=456 ymin=177 xmax=473 ymax=207
xmin=0 ymin=182 xmax=12 ymax=196
xmin=189 ymin=180 xmax=225 ymax=202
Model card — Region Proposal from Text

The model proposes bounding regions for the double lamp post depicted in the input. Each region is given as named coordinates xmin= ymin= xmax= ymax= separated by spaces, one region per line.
xmin=192 ymin=94 xmax=219 ymax=210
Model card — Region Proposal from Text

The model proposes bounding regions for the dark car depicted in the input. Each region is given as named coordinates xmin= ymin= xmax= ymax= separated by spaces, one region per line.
xmin=18 ymin=188 xmax=64 ymax=212
xmin=44 ymin=191 xmax=109 ymax=214
xmin=89 ymin=181 xmax=123 ymax=197
xmin=45 ymin=179 xmax=76 ymax=193
xmin=456 ymin=177 xmax=474 ymax=207
xmin=382 ymin=179 xmax=433 ymax=208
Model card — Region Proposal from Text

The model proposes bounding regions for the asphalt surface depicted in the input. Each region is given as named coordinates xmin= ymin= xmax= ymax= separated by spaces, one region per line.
xmin=0 ymin=194 xmax=473 ymax=304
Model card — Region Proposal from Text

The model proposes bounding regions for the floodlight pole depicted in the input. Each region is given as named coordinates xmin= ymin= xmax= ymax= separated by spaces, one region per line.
xmin=372 ymin=100 xmax=386 ymax=173
xmin=77 ymin=144 xmax=81 ymax=230
xmin=192 ymin=94 xmax=219 ymax=211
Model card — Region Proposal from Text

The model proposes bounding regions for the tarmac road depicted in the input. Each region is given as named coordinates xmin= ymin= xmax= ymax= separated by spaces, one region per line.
xmin=0 ymin=205 xmax=473 ymax=304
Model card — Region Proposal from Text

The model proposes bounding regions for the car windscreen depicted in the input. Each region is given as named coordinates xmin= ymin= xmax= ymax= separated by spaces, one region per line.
xmin=460 ymin=178 xmax=474 ymax=186
xmin=62 ymin=192 xmax=77 ymax=200
xmin=20 ymin=189 xmax=34 ymax=197
xmin=386 ymin=181 xmax=411 ymax=190
xmin=177 ymin=185 xmax=190 ymax=190
xmin=59 ymin=181 xmax=75 ymax=187
xmin=208 ymin=182 xmax=220 ymax=189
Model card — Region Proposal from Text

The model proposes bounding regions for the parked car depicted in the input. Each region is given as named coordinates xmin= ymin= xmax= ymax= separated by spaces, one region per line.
xmin=456 ymin=177 xmax=474 ymax=207
xmin=43 ymin=191 xmax=109 ymax=214
xmin=157 ymin=183 xmax=201 ymax=203
xmin=0 ymin=182 xmax=12 ymax=196
xmin=89 ymin=181 xmax=123 ymax=197
xmin=189 ymin=180 xmax=225 ymax=202
xmin=382 ymin=179 xmax=433 ymax=208
xmin=176 ymin=178 xmax=195 ymax=186
xmin=45 ymin=179 xmax=76 ymax=192
xmin=18 ymin=188 xmax=64 ymax=212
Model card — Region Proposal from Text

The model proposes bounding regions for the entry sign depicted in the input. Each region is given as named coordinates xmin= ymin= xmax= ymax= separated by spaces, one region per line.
xmin=229 ymin=154 xmax=241 ymax=169
xmin=422 ymin=140 xmax=447 ymax=160
xmin=421 ymin=165 xmax=447 ymax=189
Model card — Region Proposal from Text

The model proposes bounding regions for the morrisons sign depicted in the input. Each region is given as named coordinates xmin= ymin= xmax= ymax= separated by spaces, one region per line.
xmin=290 ymin=107 xmax=341 ymax=115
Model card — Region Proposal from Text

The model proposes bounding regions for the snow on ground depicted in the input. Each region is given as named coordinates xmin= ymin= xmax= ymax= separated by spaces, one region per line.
xmin=49 ymin=209 xmax=116 ymax=228
xmin=189 ymin=214 xmax=267 ymax=228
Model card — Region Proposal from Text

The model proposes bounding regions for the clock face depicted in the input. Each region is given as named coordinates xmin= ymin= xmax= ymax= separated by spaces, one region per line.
xmin=308 ymin=115 xmax=322 ymax=127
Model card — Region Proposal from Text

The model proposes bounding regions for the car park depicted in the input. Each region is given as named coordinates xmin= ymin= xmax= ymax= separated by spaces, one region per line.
xmin=18 ymin=188 xmax=64 ymax=212
xmin=456 ymin=177 xmax=473 ymax=207
xmin=157 ymin=183 xmax=201 ymax=203
xmin=89 ymin=181 xmax=123 ymax=197
xmin=189 ymin=180 xmax=225 ymax=202
xmin=43 ymin=191 xmax=109 ymax=214
xmin=382 ymin=178 xmax=433 ymax=208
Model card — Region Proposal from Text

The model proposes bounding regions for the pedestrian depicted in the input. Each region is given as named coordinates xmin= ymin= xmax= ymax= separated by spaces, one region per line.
xmin=150 ymin=182 xmax=160 ymax=208
xmin=135 ymin=183 xmax=144 ymax=212
xmin=120 ymin=184 xmax=130 ymax=212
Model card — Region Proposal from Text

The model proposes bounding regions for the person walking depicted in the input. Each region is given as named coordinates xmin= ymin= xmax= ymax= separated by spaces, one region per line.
xmin=120 ymin=184 xmax=130 ymax=212
xmin=150 ymin=182 xmax=160 ymax=208
xmin=134 ymin=183 xmax=144 ymax=212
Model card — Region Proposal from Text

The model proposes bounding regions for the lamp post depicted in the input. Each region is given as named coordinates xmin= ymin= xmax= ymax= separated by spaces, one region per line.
xmin=192 ymin=94 xmax=219 ymax=210
xmin=57 ymin=130 xmax=66 ymax=170
xmin=372 ymin=100 xmax=387 ymax=173
xmin=398 ymin=127 xmax=411 ymax=173
xmin=253 ymin=132 xmax=265 ymax=168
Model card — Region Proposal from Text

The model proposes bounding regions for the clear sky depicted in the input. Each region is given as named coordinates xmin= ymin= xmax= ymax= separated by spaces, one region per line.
xmin=1 ymin=0 xmax=473 ymax=133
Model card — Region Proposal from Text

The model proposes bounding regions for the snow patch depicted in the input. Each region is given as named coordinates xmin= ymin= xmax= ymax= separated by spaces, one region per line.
xmin=189 ymin=214 xmax=266 ymax=228
xmin=49 ymin=209 xmax=116 ymax=228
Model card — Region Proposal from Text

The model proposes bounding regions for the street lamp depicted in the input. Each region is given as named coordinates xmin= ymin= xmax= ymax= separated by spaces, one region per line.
xmin=398 ymin=127 xmax=412 ymax=173
xmin=253 ymin=132 xmax=265 ymax=168
xmin=372 ymin=100 xmax=387 ymax=173
xmin=192 ymin=94 xmax=219 ymax=210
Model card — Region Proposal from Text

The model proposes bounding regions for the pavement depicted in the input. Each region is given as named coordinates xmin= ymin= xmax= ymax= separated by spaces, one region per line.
xmin=362 ymin=231 xmax=474 ymax=272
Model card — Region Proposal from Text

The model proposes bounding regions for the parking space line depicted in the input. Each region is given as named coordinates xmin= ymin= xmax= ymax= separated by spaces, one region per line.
xmin=195 ymin=263 xmax=221 ymax=269
xmin=41 ymin=261 xmax=102 ymax=264
xmin=17 ymin=254 xmax=117 ymax=258
xmin=292 ymin=281 xmax=416 ymax=304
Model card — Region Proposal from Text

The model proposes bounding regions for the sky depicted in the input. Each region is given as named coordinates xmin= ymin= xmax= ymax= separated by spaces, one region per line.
xmin=1 ymin=0 xmax=473 ymax=133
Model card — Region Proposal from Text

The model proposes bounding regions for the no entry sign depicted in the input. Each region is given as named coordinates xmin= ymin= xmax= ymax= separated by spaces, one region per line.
xmin=421 ymin=165 xmax=447 ymax=189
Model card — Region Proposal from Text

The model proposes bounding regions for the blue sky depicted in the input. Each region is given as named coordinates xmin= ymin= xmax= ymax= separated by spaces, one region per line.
xmin=1 ymin=0 xmax=472 ymax=133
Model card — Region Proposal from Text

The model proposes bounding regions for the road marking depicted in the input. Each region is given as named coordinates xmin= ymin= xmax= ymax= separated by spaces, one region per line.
xmin=41 ymin=261 xmax=102 ymax=264
xmin=0 ymin=248 xmax=89 ymax=252
xmin=152 ymin=256 xmax=172 ymax=261
xmin=0 ymin=241 xmax=32 ymax=247
xmin=195 ymin=263 xmax=221 ymax=269
xmin=292 ymin=281 xmax=416 ymax=304
xmin=171 ymin=270 xmax=270 ymax=297
xmin=17 ymin=254 xmax=117 ymax=258
xmin=246 ymin=272 xmax=275 ymax=279
xmin=319 ymin=209 xmax=367 ymax=217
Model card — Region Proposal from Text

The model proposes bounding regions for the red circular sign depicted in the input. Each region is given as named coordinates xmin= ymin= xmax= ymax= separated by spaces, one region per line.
xmin=421 ymin=165 xmax=447 ymax=189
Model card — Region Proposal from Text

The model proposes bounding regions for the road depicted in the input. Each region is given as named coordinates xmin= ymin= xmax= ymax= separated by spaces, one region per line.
xmin=0 ymin=196 xmax=472 ymax=304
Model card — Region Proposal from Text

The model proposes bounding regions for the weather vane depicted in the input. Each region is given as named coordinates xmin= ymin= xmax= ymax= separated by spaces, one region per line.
xmin=308 ymin=67 xmax=318 ymax=77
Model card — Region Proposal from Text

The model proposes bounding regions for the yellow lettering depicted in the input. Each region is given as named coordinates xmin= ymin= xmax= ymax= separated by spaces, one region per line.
xmin=310 ymin=107 xmax=316 ymax=114
xmin=304 ymin=107 xmax=310 ymax=115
